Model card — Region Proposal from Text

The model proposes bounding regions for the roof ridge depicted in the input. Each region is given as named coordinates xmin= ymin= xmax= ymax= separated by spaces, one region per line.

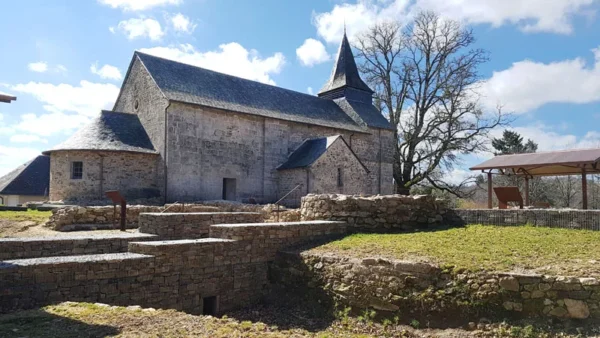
xmin=134 ymin=51 xmax=330 ymax=102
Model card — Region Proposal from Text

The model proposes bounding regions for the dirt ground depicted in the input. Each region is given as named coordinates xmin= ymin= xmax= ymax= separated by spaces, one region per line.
xmin=0 ymin=215 xmax=135 ymax=238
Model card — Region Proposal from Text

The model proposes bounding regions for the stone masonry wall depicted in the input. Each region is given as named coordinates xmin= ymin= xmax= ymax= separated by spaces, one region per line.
xmin=164 ymin=101 xmax=393 ymax=203
xmin=301 ymin=194 xmax=449 ymax=232
xmin=0 ymin=221 xmax=347 ymax=314
xmin=209 ymin=221 xmax=347 ymax=261
xmin=46 ymin=202 xmax=299 ymax=230
xmin=0 ymin=233 xmax=158 ymax=260
xmin=49 ymin=150 xmax=160 ymax=204
xmin=46 ymin=204 xmax=222 ymax=230
xmin=272 ymin=252 xmax=600 ymax=321
xmin=114 ymin=56 xmax=170 ymax=198
xmin=451 ymin=209 xmax=600 ymax=230
xmin=138 ymin=212 xmax=263 ymax=239
xmin=308 ymin=137 xmax=370 ymax=195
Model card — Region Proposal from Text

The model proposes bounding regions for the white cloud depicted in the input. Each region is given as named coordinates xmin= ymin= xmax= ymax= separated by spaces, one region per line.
xmin=313 ymin=0 xmax=597 ymax=44
xmin=28 ymin=62 xmax=48 ymax=73
xmin=98 ymin=0 xmax=181 ymax=11
xmin=479 ymin=47 xmax=600 ymax=114
xmin=170 ymin=13 xmax=196 ymax=33
xmin=11 ymin=80 xmax=119 ymax=117
xmin=0 ymin=145 xmax=41 ymax=177
xmin=9 ymin=134 xmax=48 ymax=144
xmin=296 ymin=38 xmax=330 ymax=67
xmin=139 ymin=43 xmax=285 ymax=85
xmin=90 ymin=63 xmax=123 ymax=80
xmin=416 ymin=0 xmax=596 ymax=34
xmin=56 ymin=65 xmax=68 ymax=73
xmin=486 ymin=124 xmax=600 ymax=155
xmin=114 ymin=17 xmax=164 ymax=41
xmin=307 ymin=87 xmax=314 ymax=95
xmin=12 ymin=112 xmax=90 ymax=137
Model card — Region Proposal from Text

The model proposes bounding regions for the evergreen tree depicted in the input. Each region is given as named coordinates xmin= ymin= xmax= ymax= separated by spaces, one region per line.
xmin=492 ymin=130 xmax=538 ymax=155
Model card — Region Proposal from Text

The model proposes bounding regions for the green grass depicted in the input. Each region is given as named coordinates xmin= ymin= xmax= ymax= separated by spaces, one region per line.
xmin=0 ymin=210 xmax=51 ymax=224
xmin=311 ymin=225 xmax=600 ymax=276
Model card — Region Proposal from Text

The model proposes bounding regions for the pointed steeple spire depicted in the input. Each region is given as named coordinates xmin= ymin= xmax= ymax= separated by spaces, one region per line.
xmin=318 ymin=31 xmax=373 ymax=98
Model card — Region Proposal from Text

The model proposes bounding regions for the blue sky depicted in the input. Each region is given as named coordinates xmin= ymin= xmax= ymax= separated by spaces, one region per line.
xmin=1 ymin=0 xmax=600 ymax=183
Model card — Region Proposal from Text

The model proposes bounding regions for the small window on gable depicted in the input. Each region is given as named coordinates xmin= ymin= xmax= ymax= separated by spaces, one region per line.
xmin=337 ymin=168 xmax=343 ymax=187
xmin=71 ymin=161 xmax=83 ymax=180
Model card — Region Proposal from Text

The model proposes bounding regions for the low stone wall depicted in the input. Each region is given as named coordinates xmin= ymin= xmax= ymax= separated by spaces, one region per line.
xmin=210 ymin=221 xmax=347 ymax=261
xmin=0 ymin=233 xmax=158 ymax=260
xmin=451 ymin=209 xmax=600 ymax=230
xmin=0 ymin=221 xmax=347 ymax=314
xmin=301 ymin=194 xmax=449 ymax=232
xmin=46 ymin=202 xmax=300 ymax=230
xmin=272 ymin=252 xmax=600 ymax=321
xmin=45 ymin=204 xmax=222 ymax=231
xmin=138 ymin=212 xmax=263 ymax=239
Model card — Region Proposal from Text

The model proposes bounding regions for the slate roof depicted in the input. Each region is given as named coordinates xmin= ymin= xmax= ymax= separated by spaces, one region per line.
xmin=0 ymin=155 xmax=49 ymax=196
xmin=43 ymin=111 xmax=157 ymax=155
xmin=334 ymin=98 xmax=393 ymax=130
xmin=318 ymin=32 xmax=373 ymax=95
xmin=133 ymin=52 xmax=388 ymax=132
xmin=277 ymin=135 xmax=367 ymax=171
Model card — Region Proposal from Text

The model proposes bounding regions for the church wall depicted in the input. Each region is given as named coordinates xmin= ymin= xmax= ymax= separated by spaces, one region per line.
xmin=113 ymin=57 xmax=168 ymax=199
xmin=165 ymin=103 xmax=266 ymax=202
xmin=49 ymin=151 xmax=160 ymax=204
xmin=164 ymin=103 xmax=394 ymax=203
xmin=308 ymin=138 xmax=371 ymax=195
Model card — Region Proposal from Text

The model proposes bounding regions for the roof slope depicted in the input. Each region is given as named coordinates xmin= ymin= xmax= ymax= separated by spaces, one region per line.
xmin=134 ymin=52 xmax=370 ymax=132
xmin=44 ymin=110 xmax=157 ymax=155
xmin=334 ymin=98 xmax=393 ymax=130
xmin=318 ymin=32 xmax=373 ymax=95
xmin=0 ymin=155 xmax=49 ymax=196
xmin=470 ymin=148 xmax=600 ymax=176
xmin=277 ymin=135 xmax=367 ymax=171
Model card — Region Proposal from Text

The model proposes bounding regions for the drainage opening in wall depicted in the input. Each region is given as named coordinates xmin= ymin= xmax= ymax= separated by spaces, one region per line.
xmin=203 ymin=296 xmax=218 ymax=316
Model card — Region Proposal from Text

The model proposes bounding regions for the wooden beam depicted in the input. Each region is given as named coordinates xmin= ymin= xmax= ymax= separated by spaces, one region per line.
xmin=525 ymin=177 xmax=530 ymax=207
xmin=582 ymin=169 xmax=588 ymax=210
xmin=487 ymin=172 xmax=493 ymax=209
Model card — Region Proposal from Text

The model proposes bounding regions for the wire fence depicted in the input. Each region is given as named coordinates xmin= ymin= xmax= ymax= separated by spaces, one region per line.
xmin=451 ymin=209 xmax=600 ymax=231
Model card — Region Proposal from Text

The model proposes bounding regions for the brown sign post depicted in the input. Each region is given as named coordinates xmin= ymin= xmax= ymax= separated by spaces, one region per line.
xmin=105 ymin=190 xmax=127 ymax=231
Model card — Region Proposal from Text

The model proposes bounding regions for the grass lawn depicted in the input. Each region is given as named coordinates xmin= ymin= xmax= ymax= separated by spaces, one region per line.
xmin=0 ymin=302 xmax=587 ymax=338
xmin=0 ymin=210 xmax=53 ymax=237
xmin=310 ymin=225 xmax=600 ymax=276
xmin=0 ymin=210 xmax=52 ymax=223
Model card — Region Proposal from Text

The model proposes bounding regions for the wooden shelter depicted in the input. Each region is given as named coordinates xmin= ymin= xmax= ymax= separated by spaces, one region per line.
xmin=0 ymin=92 xmax=16 ymax=103
xmin=470 ymin=148 xmax=600 ymax=210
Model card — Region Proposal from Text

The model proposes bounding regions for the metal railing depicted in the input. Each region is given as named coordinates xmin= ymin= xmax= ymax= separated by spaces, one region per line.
xmin=274 ymin=185 xmax=303 ymax=222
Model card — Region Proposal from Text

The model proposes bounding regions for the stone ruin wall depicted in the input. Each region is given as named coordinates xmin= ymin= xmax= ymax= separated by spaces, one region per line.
xmin=138 ymin=212 xmax=264 ymax=240
xmin=46 ymin=202 xmax=300 ymax=231
xmin=0 ymin=233 xmax=158 ymax=260
xmin=452 ymin=208 xmax=600 ymax=230
xmin=0 ymin=221 xmax=346 ymax=314
xmin=301 ymin=194 xmax=450 ymax=231
xmin=273 ymin=252 xmax=600 ymax=321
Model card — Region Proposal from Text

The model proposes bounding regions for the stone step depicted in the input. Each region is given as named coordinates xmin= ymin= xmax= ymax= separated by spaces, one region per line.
xmin=0 ymin=232 xmax=159 ymax=260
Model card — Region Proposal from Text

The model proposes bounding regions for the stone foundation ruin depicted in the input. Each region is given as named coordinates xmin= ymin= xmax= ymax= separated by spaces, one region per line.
xmin=1 ymin=194 xmax=598 ymax=322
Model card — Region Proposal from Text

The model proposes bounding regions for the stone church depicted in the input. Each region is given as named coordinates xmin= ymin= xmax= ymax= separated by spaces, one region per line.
xmin=43 ymin=33 xmax=394 ymax=205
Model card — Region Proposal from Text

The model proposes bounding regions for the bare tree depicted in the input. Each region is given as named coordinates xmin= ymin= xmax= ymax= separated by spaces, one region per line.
xmin=356 ymin=11 xmax=510 ymax=196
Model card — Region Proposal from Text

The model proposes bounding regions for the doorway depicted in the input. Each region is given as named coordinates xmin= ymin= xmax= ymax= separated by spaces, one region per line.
xmin=222 ymin=178 xmax=237 ymax=201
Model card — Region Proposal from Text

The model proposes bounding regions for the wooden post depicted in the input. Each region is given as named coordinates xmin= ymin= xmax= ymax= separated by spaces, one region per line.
xmin=582 ymin=169 xmax=588 ymax=210
xmin=487 ymin=172 xmax=493 ymax=209
xmin=524 ymin=177 xmax=530 ymax=207
xmin=120 ymin=200 xmax=127 ymax=231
